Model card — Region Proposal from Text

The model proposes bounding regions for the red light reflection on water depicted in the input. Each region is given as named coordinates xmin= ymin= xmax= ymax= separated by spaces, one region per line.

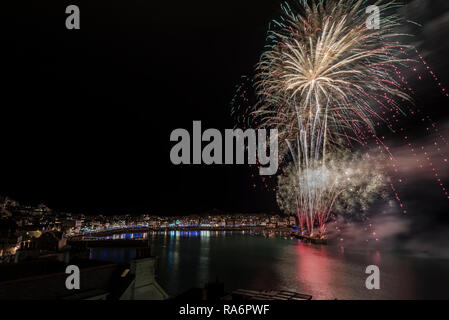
xmin=295 ymin=242 xmax=333 ymax=299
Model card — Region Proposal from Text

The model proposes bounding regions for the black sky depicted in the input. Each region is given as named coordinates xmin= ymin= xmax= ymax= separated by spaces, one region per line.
xmin=2 ymin=0 xmax=449 ymax=217
xmin=2 ymin=0 xmax=283 ymax=214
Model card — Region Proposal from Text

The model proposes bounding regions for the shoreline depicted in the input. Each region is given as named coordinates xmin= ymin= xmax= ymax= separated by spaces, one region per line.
xmin=70 ymin=226 xmax=293 ymax=240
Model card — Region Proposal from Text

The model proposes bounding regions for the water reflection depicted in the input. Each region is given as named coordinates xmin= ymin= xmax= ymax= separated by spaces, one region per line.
xmin=295 ymin=243 xmax=332 ymax=299
xmin=89 ymin=231 xmax=449 ymax=299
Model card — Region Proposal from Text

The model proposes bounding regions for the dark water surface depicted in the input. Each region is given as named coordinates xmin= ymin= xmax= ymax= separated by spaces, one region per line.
xmin=89 ymin=231 xmax=449 ymax=299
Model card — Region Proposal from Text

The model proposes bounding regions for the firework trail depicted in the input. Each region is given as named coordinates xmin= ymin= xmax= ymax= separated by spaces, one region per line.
xmin=230 ymin=75 xmax=257 ymax=130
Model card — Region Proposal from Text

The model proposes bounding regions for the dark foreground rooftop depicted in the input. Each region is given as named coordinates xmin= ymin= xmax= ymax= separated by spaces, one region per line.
xmin=225 ymin=289 xmax=312 ymax=300
xmin=0 ymin=258 xmax=128 ymax=300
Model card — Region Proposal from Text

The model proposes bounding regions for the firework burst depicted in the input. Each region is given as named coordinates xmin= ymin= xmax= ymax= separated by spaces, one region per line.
xmin=277 ymin=151 xmax=387 ymax=235
xmin=248 ymin=0 xmax=417 ymax=236
xmin=253 ymin=0 xmax=413 ymax=158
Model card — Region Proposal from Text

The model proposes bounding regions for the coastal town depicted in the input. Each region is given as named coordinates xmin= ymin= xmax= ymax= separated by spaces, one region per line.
xmin=0 ymin=195 xmax=304 ymax=300
xmin=0 ymin=196 xmax=296 ymax=263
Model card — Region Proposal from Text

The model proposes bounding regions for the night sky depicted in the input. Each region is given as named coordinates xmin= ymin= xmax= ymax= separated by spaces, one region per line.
xmin=3 ymin=0 xmax=449 ymax=222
